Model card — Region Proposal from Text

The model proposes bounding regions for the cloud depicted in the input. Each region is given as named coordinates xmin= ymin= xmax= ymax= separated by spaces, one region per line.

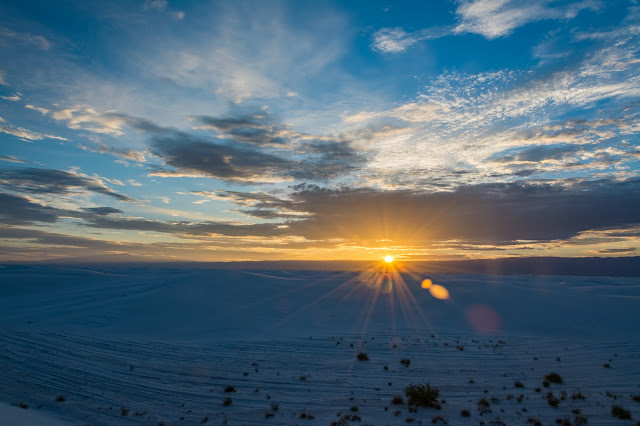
xmin=372 ymin=0 xmax=601 ymax=53
xmin=143 ymin=0 xmax=184 ymax=20
xmin=0 ymin=155 xmax=25 ymax=163
xmin=0 ymin=70 xmax=7 ymax=85
xmin=25 ymin=104 xmax=50 ymax=115
xmin=595 ymin=247 xmax=637 ymax=254
xmin=0 ymin=121 xmax=68 ymax=142
xmin=281 ymin=178 xmax=640 ymax=245
xmin=82 ymin=207 xmax=124 ymax=215
xmin=0 ymin=28 xmax=51 ymax=50
xmin=150 ymin=133 xmax=296 ymax=183
xmin=371 ymin=27 xmax=450 ymax=53
xmin=1 ymin=93 xmax=20 ymax=101
xmin=0 ymin=168 xmax=133 ymax=202
xmin=52 ymin=105 xmax=129 ymax=135
xmin=194 ymin=112 xmax=301 ymax=147
xmin=0 ymin=193 xmax=62 ymax=225
xmin=79 ymin=142 xmax=146 ymax=162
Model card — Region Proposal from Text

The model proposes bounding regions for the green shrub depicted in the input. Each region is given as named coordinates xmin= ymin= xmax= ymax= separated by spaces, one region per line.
xmin=405 ymin=384 xmax=441 ymax=409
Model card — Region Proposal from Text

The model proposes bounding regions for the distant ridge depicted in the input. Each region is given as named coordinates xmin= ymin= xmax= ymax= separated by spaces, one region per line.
xmin=2 ymin=256 xmax=638 ymax=277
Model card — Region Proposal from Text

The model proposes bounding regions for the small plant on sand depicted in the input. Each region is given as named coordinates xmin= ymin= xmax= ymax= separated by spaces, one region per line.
xmin=224 ymin=385 xmax=236 ymax=393
xmin=200 ymin=417 xmax=208 ymax=423
xmin=461 ymin=409 xmax=471 ymax=417
xmin=270 ymin=402 xmax=279 ymax=411
xmin=299 ymin=409 xmax=314 ymax=419
xmin=121 ymin=407 xmax=130 ymax=416
xmin=544 ymin=372 xmax=563 ymax=384
xmin=514 ymin=380 xmax=525 ymax=388
xmin=477 ymin=398 xmax=491 ymax=415
xmin=431 ymin=415 xmax=447 ymax=423
xmin=11 ymin=402 xmax=29 ymax=409
xmin=401 ymin=358 xmax=411 ymax=367
xmin=350 ymin=405 xmax=359 ymax=412
xmin=222 ymin=397 xmax=232 ymax=406
xmin=611 ymin=405 xmax=631 ymax=419
xmin=391 ymin=395 xmax=404 ymax=405
xmin=546 ymin=392 xmax=560 ymax=408
xmin=55 ymin=395 xmax=66 ymax=402
xmin=357 ymin=352 xmax=369 ymax=361
xmin=632 ymin=394 xmax=640 ymax=402
xmin=405 ymin=384 xmax=441 ymax=409
xmin=526 ymin=418 xmax=542 ymax=426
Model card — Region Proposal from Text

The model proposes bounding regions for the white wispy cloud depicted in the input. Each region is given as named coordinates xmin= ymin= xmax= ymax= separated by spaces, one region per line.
xmin=0 ymin=70 xmax=7 ymax=86
xmin=25 ymin=104 xmax=49 ymax=115
xmin=372 ymin=0 xmax=601 ymax=53
xmin=52 ymin=105 xmax=128 ymax=135
xmin=0 ymin=122 xmax=68 ymax=142
xmin=350 ymin=26 xmax=640 ymax=187
xmin=1 ymin=93 xmax=20 ymax=101
xmin=0 ymin=27 xmax=51 ymax=50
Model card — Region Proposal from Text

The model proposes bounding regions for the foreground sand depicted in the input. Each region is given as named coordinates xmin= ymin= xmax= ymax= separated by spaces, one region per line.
xmin=0 ymin=265 xmax=638 ymax=424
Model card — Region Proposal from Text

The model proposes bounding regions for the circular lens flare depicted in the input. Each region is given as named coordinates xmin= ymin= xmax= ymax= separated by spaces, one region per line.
xmin=384 ymin=255 xmax=394 ymax=263
xmin=421 ymin=279 xmax=432 ymax=289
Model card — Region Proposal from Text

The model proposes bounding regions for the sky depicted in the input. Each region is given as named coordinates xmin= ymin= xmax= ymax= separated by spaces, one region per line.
xmin=0 ymin=0 xmax=639 ymax=262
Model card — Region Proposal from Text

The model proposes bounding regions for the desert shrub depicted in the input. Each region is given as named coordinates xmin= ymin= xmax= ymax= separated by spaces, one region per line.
xmin=431 ymin=415 xmax=447 ymax=423
xmin=543 ymin=381 xmax=550 ymax=387
xmin=603 ymin=363 xmax=610 ymax=368
xmin=270 ymin=403 xmax=279 ymax=411
xmin=461 ymin=409 xmax=471 ymax=417
xmin=611 ymin=405 xmax=631 ymax=419
xmin=632 ymin=394 xmax=640 ymax=402
xmin=477 ymin=398 xmax=491 ymax=414
xmin=544 ymin=372 xmax=563 ymax=384
xmin=394 ymin=409 xmax=402 ymax=416
xmin=555 ymin=417 xmax=571 ymax=426
xmin=350 ymin=405 xmax=359 ymax=412
xmin=406 ymin=417 xmax=415 ymax=423
xmin=121 ymin=407 xmax=130 ymax=416
xmin=222 ymin=397 xmax=232 ymax=406
xmin=514 ymin=380 xmax=525 ymax=388
xmin=384 ymin=365 xmax=389 ymax=370
xmin=527 ymin=418 xmax=542 ymax=426
xmin=357 ymin=352 xmax=369 ymax=361
xmin=401 ymin=358 xmax=411 ymax=367
xmin=405 ymin=384 xmax=441 ymax=409
xmin=11 ymin=402 xmax=28 ymax=409
xmin=200 ymin=417 xmax=208 ymax=423
xmin=571 ymin=392 xmax=585 ymax=400
xmin=546 ymin=392 xmax=560 ymax=408
xmin=299 ymin=409 xmax=314 ymax=419
xmin=55 ymin=395 xmax=66 ymax=402
xmin=265 ymin=411 xmax=274 ymax=418
xmin=224 ymin=385 xmax=236 ymax=393
xmin=574 ymin=415 xmax=588 ymax=425
xmin=391 ymin=395 xmax=404 ymax=405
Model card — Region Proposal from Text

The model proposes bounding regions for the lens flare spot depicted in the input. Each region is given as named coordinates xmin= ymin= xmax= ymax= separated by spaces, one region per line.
xmin=421 ymin=279 xmax=432 ymax=289
xmin=384 ymin=255 xmax=394 ymax=263
xmin=428 ymin=284 xmax=449 ymax=300
xmin=466 ymin=304 xmax=501 ymax=335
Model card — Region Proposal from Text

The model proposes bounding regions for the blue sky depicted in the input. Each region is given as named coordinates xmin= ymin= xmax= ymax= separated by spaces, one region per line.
xmin=0 ymin=0 xmax=638 ymax=261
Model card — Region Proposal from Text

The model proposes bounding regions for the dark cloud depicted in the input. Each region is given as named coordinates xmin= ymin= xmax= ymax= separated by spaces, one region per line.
xmin=0 ymin=193 xmax=61 ymax=225
xmin=280 ymin=179 xmax=640 ymax=244
xmin=0 ymin=168 xmax=132 ymax=201
xmin=195 ymin=113 xmax=292 ymax=147
xmin=491 ymin=145 xmax=584 ymax=163
xmin=596 ymin=247 xmax=637 ymax=254
xmin=151 ymin=133 xmax=296 ymax=182
xmin=82 ymin=207 xmax=124 ymax=215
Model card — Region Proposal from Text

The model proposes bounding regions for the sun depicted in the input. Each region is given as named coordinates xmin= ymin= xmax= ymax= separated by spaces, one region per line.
xmin=384 ymin=255 xmax=394 ymax=263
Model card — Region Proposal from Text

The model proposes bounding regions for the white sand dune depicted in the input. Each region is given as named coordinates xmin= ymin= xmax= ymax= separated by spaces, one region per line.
xmin=0 ymin=265 xmax=638 ymax=424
